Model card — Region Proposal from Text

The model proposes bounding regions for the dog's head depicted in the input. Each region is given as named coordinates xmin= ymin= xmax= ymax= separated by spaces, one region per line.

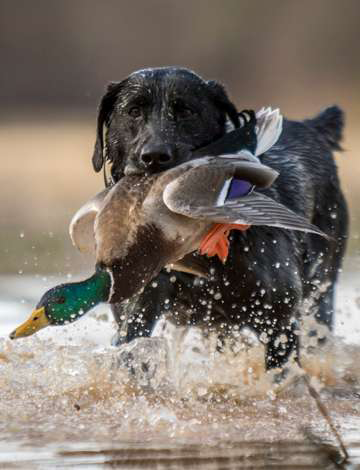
xmin=92 ymin=67 xmax=240 ymax=182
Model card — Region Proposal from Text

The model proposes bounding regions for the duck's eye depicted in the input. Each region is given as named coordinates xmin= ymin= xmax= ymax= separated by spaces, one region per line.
xmin=173 ymin=100 xmax=194 ymax=119
xmin=53 ymin=296 xmax=66 ymax=304
xmin=33 ymin=316 xmax=39 ymax=321
xmin=227 ymin=179 xmax=254 ymax=200
xmin=128 ymin=106 xmax=141 ymax=118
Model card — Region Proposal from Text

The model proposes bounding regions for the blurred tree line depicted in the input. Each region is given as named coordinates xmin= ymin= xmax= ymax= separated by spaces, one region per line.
xmin=1 ymin=0 xmax=359 ymax=116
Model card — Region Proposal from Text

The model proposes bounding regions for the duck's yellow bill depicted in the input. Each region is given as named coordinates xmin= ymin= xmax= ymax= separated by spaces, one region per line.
xmin=9 ymin=307 xmax=49 ymax=340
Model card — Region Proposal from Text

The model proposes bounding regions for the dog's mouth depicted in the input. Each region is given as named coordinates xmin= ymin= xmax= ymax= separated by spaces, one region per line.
xmin=124 ymin=163 xmax=172 ymax=177
xmin=123 ymin=125 xmax=244 ymax=178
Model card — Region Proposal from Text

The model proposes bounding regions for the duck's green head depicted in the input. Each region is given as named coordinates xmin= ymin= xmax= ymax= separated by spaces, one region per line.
xmin=10 ymin=270 xmax=111 ymax=340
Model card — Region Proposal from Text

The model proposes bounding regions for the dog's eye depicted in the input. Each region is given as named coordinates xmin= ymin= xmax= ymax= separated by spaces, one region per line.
xmin=128 ymin=106 xmax=141 ymax=118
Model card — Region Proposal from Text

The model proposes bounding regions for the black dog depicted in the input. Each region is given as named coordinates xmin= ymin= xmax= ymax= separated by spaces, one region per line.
xmin=92 ymin=67 xmax=348 ymax=370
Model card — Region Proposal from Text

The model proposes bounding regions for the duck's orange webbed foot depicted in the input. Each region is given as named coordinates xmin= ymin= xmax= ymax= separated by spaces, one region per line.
xmin=199 ymin=223 xmax=250 ymax=263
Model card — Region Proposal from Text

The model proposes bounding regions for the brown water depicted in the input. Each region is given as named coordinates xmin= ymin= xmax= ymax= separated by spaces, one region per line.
xmin=0 ymin=274 xmax=360 ymax=469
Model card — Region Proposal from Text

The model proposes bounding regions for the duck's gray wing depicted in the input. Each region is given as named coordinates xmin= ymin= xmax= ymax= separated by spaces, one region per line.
xmin=69 ymin=188 xmax=110 ymax=254
xmin=163 ymin=164 xmax=326 ymax=238
xmin=192 ymin=192 xmax=326 ymax=237
xmin=163 ymin=158 xmax=278 ymax=211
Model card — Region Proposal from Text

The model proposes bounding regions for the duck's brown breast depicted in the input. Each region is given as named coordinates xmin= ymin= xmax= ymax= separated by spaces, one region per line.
xmin=95 ymin=175 xmax=155 ymax=265
xmin=100 ymin=223 xmax=179 ymax=304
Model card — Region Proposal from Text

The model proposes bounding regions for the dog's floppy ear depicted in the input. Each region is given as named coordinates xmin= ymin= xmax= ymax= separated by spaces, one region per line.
xmin=206 ymin=80 xmax=240 ymax=129
xmin=92 ymin=81 xmax=124 ymax=172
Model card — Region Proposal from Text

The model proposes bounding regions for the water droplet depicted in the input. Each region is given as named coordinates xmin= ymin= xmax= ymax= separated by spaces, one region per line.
xmin=279 ymin=334 xmax=288 ymax=344
xmin=259 ymin=332 xmax=269 ymax=343
xmin=197 ymin=387 xmax=207 ymax=397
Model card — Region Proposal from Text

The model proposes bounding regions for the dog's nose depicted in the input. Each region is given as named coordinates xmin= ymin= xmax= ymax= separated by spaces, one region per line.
xmin=140 ymin=143 xmax=174 ymax=171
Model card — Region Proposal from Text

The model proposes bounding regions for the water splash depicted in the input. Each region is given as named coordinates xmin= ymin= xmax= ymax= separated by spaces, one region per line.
xmin=0 ymin=274 xmax=360 ymax=467
xmin=1 ymin=322 xmax=359 ymax=444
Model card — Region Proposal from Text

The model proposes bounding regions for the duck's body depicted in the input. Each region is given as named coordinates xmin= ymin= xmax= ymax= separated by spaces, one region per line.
xmin=73 ymin=156 xmax=324 ymax=307
xmin=10 ymin=109 xmax=325 ymax=362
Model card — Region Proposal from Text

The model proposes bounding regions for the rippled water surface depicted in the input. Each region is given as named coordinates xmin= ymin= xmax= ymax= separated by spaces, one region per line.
xmin=0 ymin=272 xmax=360 ymax=469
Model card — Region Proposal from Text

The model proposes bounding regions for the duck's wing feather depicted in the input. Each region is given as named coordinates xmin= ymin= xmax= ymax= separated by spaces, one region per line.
xmin=69 ymin=188 xmax=110 ymax=254
xmin=163 ymin=159 xmax=278 ymax=212
xmin=255 ymin=107 xmax=283 ymax=157
xmin=193 ymin=107 xmax=283 ymax=160
xmin=190 ymin=192 xmax=326 ymax=237
xmin=164 ymin=163 xmax=326 ymax=237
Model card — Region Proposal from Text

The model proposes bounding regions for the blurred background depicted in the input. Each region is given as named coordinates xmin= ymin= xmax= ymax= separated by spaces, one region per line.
xmin=1 ymin=0 xmax=359 ymax=275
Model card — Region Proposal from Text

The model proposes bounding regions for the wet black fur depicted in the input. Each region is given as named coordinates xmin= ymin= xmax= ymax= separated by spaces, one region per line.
xmin=92 ymin=67 xmax=348 ymax=370
xmin=92 ymin=67 xmax=240 ymax=180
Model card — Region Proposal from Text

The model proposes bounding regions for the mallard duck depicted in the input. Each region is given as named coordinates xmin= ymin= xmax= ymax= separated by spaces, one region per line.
xmin=10 ymin=108 xmax=325 ymax=340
